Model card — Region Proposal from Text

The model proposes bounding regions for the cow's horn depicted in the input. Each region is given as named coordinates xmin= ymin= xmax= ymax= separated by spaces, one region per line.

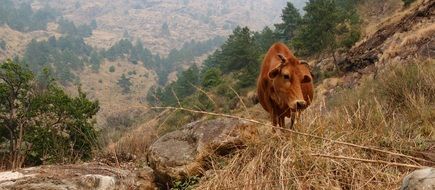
xmin=277 ymin=54 xmax=287 ymax=64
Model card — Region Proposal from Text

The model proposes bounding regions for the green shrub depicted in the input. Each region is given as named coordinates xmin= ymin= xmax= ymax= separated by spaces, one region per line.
xmin=0 ymin=60 xmax=99 ymax=168
xmin=171 ymin=175 xmax=199 ymax=190
xmin=118 ymin=74 xmax=132 ymax=94
xmin=109 ymin=65 xmax=115 ymax=72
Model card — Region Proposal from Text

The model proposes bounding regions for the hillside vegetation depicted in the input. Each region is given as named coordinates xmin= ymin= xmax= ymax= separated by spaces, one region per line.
xmin=30 ymin=0 xmax=290 ymax=53
xmin=133 ymin=0 xmax=434 ymax=188
xmin=146 ymin=0 xmax=363 ymax=132
xmin=0 ymin=0 xmax=288 ymax=133
xmin=0 ymin=0 xmax=433 ymax=189
xmin=196 ymin=61 xmax=434 ymax=189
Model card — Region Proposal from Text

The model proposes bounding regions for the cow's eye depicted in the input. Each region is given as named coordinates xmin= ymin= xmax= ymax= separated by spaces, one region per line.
xmin=283 ymin=75 xmax=290 ymax=80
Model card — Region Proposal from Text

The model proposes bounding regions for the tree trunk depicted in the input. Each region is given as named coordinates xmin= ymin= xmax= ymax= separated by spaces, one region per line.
xmin=8 ymin=129 xmax=16 ymax=169
xmin=332 ymin=50 xmax=342 ymax=73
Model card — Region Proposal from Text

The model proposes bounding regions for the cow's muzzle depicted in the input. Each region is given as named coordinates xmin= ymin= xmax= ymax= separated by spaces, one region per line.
xmin=295 ymin=100 xmax=307 ymax=110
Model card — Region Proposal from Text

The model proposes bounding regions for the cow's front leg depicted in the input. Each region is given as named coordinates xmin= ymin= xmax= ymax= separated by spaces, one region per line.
xmin=289 ymin=112 xmax=296 ymax=129
xmin=272 ymin=114 xmax=278 ymax=126
xmin=278 ymin=116 xmax=285 ymax=128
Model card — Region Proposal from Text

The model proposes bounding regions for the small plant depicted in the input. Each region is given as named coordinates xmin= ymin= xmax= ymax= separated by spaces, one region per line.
xmin=128 ymin=70 xmax=136 ymax=75
xmin=117 ymin=74 xmax=132 ymax=94
xmin=109 ymin=65 xmax=115 ymax=72
xmin=0 ymin=39 xmax=6 ymax=50
xmin=402 ymin=0 xmax=415 ymax=7
xmin=171 ymin=175 xmax=199 ymax=190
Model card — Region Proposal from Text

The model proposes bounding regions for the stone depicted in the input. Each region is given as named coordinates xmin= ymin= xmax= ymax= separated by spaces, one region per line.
xmin=401 ymin=167 xmax=435 ymax=190
xmin=148 ymin=118 xmax=257 ymax=181
xmin=0 ymin=163 xmax=157 ymax=190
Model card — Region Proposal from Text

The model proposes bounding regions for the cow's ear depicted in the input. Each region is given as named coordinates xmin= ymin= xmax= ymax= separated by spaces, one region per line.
xmin=301 ymin=75 xmax=312 ymax=83
xmin=300 ymin=60 xmax=312 ymax=69
xmin=300 ymin=60 xmax=314 ymax=79
xmin=268 ymin=67 xmax=280 ymax=79
xmin=277 ymin=54 xmax=287 ymax=64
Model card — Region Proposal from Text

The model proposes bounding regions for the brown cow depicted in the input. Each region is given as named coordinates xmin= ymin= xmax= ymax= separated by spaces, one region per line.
xmin=257 ymin=42 xmax=314 ymax=129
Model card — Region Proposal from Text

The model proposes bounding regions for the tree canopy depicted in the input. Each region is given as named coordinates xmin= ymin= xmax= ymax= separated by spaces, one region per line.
xmin=292 ymin=0 xmax=361 ymax=56
xmin=0 ymin=59 xmax=99 ymax=169
xmin=0 ymin=1 xmax=59 ymax=32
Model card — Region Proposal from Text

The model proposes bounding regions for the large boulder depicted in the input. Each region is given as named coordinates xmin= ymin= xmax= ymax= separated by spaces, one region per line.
xmin=0 ymin=163 xmax=157 ymax=190
xmin=401 ymin=167 xmax=435 ymax=190
xmin=148 ymin=118 xmax=257 ymax=181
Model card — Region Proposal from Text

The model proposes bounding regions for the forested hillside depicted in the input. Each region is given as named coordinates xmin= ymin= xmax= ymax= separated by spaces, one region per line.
xmin=146 ymin=0 xmax=363 ymax=130
xmin=0 ymin=0 xmax=288 ymax=170
xmin=140 ymin=0 xmax=434 ymax=189
xmin=0 ymin=0 xmax=294 ymax=130
xmin=1 ymin=0 xmax=434 ymax=189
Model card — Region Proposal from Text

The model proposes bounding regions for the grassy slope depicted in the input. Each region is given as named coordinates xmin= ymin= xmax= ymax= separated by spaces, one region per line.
xmin=177 ymin=1 xmax=434 ymax=188
xmin=197 ymin=61 xmax=434 ymax=189
xmin=66 ymin=59 xmax=156 ymax=128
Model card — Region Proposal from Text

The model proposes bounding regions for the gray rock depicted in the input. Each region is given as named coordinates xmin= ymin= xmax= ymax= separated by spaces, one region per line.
xmin=148 ymin=118 xmax=257 ymax=181
xmin=0 ymin=163 xmax=157 ymax=190
xmin=401 ymin=167 xmax=435 ymax=190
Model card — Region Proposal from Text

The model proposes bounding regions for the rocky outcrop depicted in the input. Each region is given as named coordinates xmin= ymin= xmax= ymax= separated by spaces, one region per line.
xmin=148 ymin=118 xmax=257 ymax=182
xmin=0 ymin=163 xmax=156 ymax=190
xmin=401 ymin=167 xmax=435 ymax=190
xmin=339 ymin=0 xmax=435 ymax=72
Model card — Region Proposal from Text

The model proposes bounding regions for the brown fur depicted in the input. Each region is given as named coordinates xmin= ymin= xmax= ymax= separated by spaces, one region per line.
xmin=257 ymin=43 xmax=314 ymax=128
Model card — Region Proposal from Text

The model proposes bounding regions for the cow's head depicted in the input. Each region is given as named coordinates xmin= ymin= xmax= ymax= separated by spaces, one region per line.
xmin=268 ymin=54 xmax=312 ymax=110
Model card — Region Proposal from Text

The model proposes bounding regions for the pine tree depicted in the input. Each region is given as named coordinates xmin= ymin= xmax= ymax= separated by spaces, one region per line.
xmin=219 ymin=26 xmax=260 ymax=73
xmin=274 ymin=2 xmax=302 ymax=41
xmin=118 ymin=74 xmax=132 ymax=94
xmin=292 ymin=0 xmax=361 ymax=59
xmin=201 ymin=67 xmax=222 ymax=89
xmin=254 ymin=27 xmax=279 ymax=52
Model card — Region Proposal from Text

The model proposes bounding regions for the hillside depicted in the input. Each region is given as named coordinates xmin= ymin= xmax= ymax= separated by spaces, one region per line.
xmin=0 ymin=0 xmax=302 ymax=130
xmin=125 ymin=0 xmax=434 ymax=189
xmin=1 ymin=0 xmax=434 ymax=189
xmin=31 ymin=0 xmax=291 ymax=54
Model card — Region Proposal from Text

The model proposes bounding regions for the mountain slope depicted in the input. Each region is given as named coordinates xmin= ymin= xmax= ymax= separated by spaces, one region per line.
xmin=34 ymin=0 xmax=289 ymax=54
xmin=339 ymin=0 xmax=434 ymax=72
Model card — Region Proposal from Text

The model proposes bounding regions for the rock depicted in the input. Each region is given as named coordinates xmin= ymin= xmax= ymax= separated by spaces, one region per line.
xmin=135 ymin=167 xmax=157 ymax=190
xmin=401 ymin=167 xmax=435 ymax=190
xmin=0 ymin=163 xmax=157 ymax=190
xmin=315 ymin=77 xmax=344 ymax=98
xmin=148 ymin=118 xmax=257 ymax=181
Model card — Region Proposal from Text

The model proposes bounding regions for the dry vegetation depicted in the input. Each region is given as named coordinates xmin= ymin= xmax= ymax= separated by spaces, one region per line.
xmin=194 ymin=61 xmax=434 ymax=189
xmin=66 ymin=59 xmax=156 ymax=128
xmin=37 ymin=0 xmax=288 ymax=54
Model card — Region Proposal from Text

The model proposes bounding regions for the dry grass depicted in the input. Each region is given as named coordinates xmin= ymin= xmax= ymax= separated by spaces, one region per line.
xmin=104 ymin=110 xmax=166 ymax=161
xmin=357 ymin=0 xmax=403 ymax=37
xmin=195 ymin=62 xmax=435 ymax=189
xmin=67 ymin=59 xmax=156 ymax=128
xmin=381 ymin=22 xmax=435 ymax=62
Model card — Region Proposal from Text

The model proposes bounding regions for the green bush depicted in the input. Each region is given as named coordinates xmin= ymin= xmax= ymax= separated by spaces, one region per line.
xmin=171 ymin=175 xmax=199 ymax=190
xmin=0 ymin=60 xmax=99 ymax=168
xmin=109 ymin=65 xmax=115 ymax=72
xmin=118 ymin=74 xmax=132 ymax=94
